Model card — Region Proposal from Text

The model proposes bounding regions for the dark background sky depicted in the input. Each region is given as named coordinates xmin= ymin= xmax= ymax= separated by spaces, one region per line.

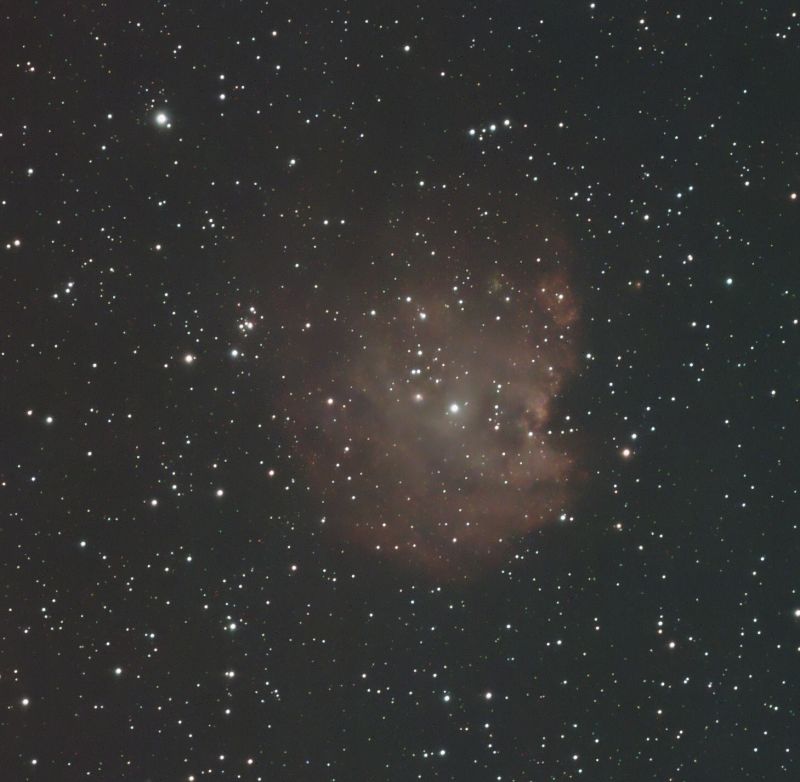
xmin=1 ymin=1 xmax=798 ymax=780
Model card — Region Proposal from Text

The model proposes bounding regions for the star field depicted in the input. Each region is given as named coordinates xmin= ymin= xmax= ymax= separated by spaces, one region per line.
xmin=1 ymin=2 xmax=799 ymax=780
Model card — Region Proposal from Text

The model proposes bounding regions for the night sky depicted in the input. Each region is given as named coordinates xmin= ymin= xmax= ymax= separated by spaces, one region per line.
xmin=2 ymin=2 xmax=799 ymax=780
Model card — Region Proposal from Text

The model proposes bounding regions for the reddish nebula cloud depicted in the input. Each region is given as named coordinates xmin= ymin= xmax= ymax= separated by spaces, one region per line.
xmin=274 ymin=268 xmax=581 ymax=579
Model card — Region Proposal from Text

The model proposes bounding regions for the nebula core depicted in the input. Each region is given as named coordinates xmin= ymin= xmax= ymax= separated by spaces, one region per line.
xmin=276 ymin=269 xmax=581 ymax=577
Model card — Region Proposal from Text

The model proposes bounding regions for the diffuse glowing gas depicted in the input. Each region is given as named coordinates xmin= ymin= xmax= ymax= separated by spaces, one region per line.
xmin=278 ymin=271 xmax=580 ymax=577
